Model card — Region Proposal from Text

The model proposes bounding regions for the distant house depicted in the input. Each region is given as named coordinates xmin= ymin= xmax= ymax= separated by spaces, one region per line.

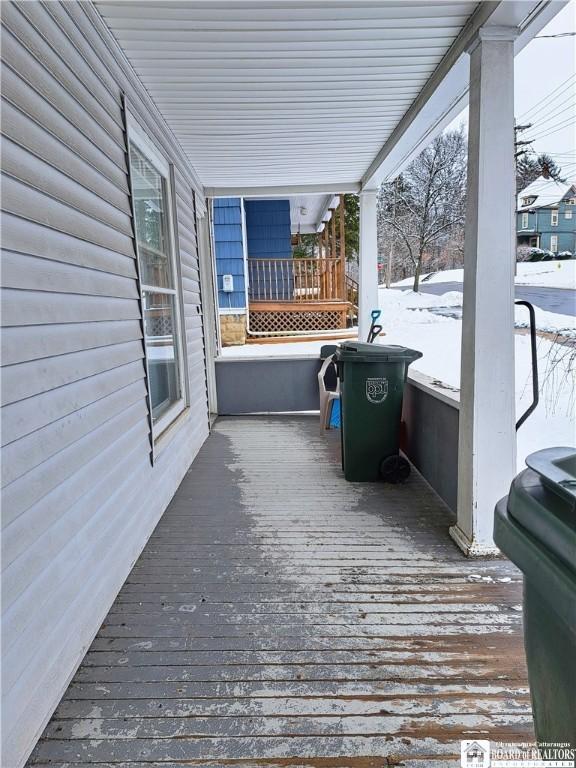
xmin=517 ymin=177 xmax=576 ymax=254
xmin=211 ymin=196 xmax=354 ymax=345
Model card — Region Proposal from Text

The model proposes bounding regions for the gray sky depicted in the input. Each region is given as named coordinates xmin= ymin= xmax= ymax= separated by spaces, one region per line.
xmin=449 ymin=0 xmax=575 ymax=179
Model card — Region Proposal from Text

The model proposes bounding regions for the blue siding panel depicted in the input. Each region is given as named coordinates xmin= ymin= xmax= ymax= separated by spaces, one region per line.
xmin=244 ymin=200 xmax=293 ymax=299
xmin=245 ymin=200 xmax=292 ymax=259
xmin=213 ymin=198 xmax=246 ymax=310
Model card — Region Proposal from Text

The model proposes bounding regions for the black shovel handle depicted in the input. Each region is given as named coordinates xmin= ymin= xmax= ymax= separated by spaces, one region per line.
xmin=368 ymin=324 xmax=383 ymax=343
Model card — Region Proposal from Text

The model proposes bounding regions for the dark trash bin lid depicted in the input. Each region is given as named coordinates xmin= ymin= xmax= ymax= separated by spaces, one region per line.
xmin=336 ymin=341 xmax=423 ymax=364
xmin=508 ymin=448 xmax=576 ymax=575
xmin=525 ymin=446 xmax=576 ymax=505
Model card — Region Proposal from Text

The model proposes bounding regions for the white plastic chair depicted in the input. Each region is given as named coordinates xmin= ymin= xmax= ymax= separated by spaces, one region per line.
xmin=318 ymin=354 xmax=340 ymax=431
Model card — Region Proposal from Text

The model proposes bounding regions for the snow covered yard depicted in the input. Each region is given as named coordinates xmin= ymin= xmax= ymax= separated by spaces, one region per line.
xmin=223 ymin=285 xmax=575 ymax=471
xmin=393 ymin=259 xmax=576 ymax=290
xmin=376 ymin=287 xmax=575 ymax=469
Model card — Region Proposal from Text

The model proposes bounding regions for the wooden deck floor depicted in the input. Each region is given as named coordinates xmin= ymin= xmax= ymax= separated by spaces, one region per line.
xmin=29 ymin=417 xmax=532 ymax=768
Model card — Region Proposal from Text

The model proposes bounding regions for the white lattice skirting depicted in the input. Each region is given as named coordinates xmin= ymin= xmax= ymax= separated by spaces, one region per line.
xmin=249 ymin=310 xmax=343 ymax=333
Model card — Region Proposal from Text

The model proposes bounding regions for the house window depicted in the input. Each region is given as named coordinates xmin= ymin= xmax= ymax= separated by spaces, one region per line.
xmin=127 ymin=120 xmax=186 ymax=439
xmin=550 ymin=235 xmax=558 ymax=253
xmin=522 ymin=196 xmax=537 ymax=206
xmin=521 ymin=212 xmax=529 ymax=229
xmin=566 ymin=209 xmax=573 ymax=219
xmin=551 ymin=209 xmax=559 ymax=226
xmin=566 ymin=198 xmax=576 ymax=205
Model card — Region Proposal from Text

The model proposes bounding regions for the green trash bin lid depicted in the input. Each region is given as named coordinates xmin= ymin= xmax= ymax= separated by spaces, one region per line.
xmin=508 ymin=448 xmax=576 ymax=576
xmin=336 ymin=341 xmax=423 ymax=364
xmin=525 ymin=446 xmax=576 ymax=506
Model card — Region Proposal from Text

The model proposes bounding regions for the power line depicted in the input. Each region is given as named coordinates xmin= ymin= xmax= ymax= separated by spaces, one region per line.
xmin=527 ymin=121 xmax=575 ymax=142
xmin=521 ymin=85 xmax=576 ymax=124
xmin=517 ymin=74 xmax=575 ymax=120
xmin=527 ymin=119 xmax=576 ymax=142
xmin=527 ymin=114 xmax=575 ymax=137
xmin=527 ymin=102 xmax=575 ymax=131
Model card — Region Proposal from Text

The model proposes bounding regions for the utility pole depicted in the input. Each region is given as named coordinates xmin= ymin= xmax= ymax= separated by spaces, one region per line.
xmin=385 ymin=177 xmax=397 ymax=289
xmin=514 ymin=122 xmax=534 ymax=159
xmin=514 ymin=121 xmax=534 ymax=195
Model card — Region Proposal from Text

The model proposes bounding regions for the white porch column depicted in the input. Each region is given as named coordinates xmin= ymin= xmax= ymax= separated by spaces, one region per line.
xmin=450 ymin=27 xmax=518 ymax=556
xmin=358 ymin=188 xmax=379 ymax=341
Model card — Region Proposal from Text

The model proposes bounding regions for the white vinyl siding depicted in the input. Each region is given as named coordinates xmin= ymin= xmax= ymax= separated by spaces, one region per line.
xmin=0 ymin=3 xmax=210 ymax=767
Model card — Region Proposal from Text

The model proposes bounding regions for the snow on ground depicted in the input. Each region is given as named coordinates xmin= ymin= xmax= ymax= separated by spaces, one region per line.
xmin=515 ymin=305 xmax=575 ymax=337
xmin=223 ymin=286 xmax=575 ymax=470
xmin=515 ymin=260 xmax=576 ymax=289
xmin=393 ymin=259 xmax=576 ymax=290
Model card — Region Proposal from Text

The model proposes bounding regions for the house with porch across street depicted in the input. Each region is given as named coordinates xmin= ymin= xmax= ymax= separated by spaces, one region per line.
xmin=212 ymin=195 xmax=355 ymax=345
xmin=0 ymin=1 xmax=569 ymax=766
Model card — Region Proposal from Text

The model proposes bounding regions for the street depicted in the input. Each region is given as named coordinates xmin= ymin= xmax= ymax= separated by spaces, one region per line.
xmin=397 ymin=281 xmax=576 ymax=316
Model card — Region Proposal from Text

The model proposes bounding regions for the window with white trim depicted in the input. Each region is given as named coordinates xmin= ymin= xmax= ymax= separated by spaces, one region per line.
xmin=551 ymin=209 xmax=559 ymax=226
xmin=550 ymin=235 xmax=558 ymax=253
xmin=127 ymin=119 xmax=187 ymax=438
xmin=521 ymin=212 xmax=529 ymax=229
xmin=565 ymin=208 xmax=573 ymax=219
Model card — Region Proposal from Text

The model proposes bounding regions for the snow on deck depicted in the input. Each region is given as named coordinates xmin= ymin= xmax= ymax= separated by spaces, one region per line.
xmin=28 ymin=417 xmax=532 ymax=767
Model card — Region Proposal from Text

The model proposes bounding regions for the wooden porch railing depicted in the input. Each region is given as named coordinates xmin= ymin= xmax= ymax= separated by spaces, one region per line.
xmin=248 ymin=257 xmax=345 ymax=302
xmin=345 ymin=273 xmax=358 ymax=308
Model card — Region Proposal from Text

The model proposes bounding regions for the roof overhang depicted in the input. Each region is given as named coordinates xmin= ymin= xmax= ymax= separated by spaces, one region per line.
xmin=92 ymin=1 xmax=568 ymax=199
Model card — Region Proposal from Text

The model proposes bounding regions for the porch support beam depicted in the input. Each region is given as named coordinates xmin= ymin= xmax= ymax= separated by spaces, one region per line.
xmin=206 ymin=182 xmax=360 ymax=199
xmin=358 ymin=189 xmax=379 ymax=342
xmin=450 ymin=26 xmax=518 ymax=556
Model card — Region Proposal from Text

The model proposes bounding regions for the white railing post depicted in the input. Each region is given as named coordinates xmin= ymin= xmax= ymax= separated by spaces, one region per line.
xmin=358 ymin=188 xmax=379 ymax=341
xmin=451 ymin=26 xmax=518 ymax=556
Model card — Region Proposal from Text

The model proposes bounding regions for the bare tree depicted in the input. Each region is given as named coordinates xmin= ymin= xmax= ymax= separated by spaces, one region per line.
xmin=379 ymin=128 xmax=467 ymax=292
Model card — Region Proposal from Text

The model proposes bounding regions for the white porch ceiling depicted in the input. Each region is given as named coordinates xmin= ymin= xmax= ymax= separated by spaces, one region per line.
xmin=288 ymin=194 xmax=338 ymax=234
xmin=95 ymin=1 xmax=479 ymax=188
xmin=94 ymin=1 xmax=566 ymax=194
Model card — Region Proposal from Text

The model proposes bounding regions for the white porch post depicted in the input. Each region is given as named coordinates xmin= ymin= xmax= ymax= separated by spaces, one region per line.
xmin=358 ymin=188 xmax=379 ymax=341
xmin=450 ymin=27 xmax=518 ymax=556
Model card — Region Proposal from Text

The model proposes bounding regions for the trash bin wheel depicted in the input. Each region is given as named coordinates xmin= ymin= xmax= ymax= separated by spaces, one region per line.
xmin=380 ymin=455 xmax=411 ymax=484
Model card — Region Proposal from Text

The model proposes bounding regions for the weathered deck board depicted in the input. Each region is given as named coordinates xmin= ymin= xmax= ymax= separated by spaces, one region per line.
xmin=28 ymin=417 xmax=531 ymax=767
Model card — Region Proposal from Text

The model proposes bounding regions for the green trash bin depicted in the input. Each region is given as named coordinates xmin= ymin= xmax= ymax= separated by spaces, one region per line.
xmin=335 ymin=341 xmax=422 ymax=482
xmin=494 ymin=447 xmax=576 ymax=747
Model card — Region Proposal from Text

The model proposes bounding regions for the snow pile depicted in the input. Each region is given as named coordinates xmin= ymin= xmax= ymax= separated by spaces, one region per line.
xmin=515 ymin=334 xmax=575 ymax=467
xmin=377 ymin=287 xmax=463 ymax=311
xmin=391 ymin=260 xmax=576 ymax=290
xmin=392 ymin=269 xmax=465 ymax=287
xmin=377 ymin=287 xmax=463 ymax=386
xmin=515 ymin=305 xmax=575 ymax=338
xmin=515 ymin=260 xmax=576 ymax=289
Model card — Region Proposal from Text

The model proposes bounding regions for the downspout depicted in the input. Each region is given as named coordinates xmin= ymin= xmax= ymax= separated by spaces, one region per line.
xmin=240 ymin=199 xmax=355 ymax=339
